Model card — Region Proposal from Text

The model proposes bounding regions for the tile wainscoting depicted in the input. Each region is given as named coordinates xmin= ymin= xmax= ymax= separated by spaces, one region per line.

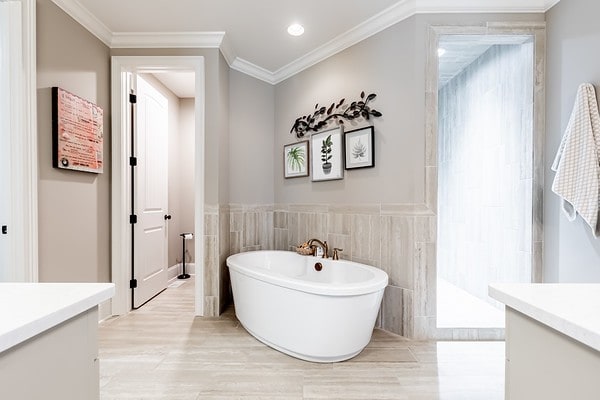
xmin=203 ymin=204 xmax=231 ymax=316
xmin=205 ymin=203 xmax=439 ymax=339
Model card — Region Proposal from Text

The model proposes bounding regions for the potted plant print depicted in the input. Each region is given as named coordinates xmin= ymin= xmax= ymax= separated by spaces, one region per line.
xmin=321 ymin=134 xmax=333 ymax=174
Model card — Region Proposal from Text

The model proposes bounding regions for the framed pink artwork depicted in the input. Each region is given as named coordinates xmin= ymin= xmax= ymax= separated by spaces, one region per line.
xmin=52 ymin=87 xmax=104 ymax=173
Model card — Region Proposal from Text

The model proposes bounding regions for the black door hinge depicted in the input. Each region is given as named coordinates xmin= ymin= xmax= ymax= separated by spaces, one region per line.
xmin=130 ymin=215 xmax=137 ymax=224
xmin=130 ymin=279 xmax=137 ymax=289
xmin=1 ymin=225 xmax=6 ymax=235
xmin=129 ymin=156 xmax=137 ymax=166
xmin=129 ymin=93 xmax=137 ymax=104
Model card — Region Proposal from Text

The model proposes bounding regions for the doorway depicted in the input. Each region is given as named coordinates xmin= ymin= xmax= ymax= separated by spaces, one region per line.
xmin=422 ymin=22 xmax=545 ymax=339
xmin=436 ymin=35 xmax=535 ymax=329
xmin=131 ymin=72 xmax=197 ymax=308
xmin=131 ymin=74 xmax=170 ymax=308
xmin=111 ymin=56 xmax=205 ymax=316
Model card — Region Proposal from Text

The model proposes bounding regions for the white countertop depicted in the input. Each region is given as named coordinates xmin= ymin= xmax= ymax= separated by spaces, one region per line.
xmin=489 ymin=283 xmax=600 ymax=352
xmin=0 ymin=283 xmax=115 ymax=353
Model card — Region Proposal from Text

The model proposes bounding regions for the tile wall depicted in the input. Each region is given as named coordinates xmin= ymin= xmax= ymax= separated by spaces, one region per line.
xmin=203 ymin=204 xmax=231 ymax=316
xmin=438 ymin=42 xmax=534 ymax=306
xmin=204 ymin=202 xmax=437 ymax=338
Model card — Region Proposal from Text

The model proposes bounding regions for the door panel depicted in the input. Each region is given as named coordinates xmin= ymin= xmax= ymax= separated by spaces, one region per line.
xmin=0 ymin=2 xmax=20 ymax=280
xmin=133 ymin=75 xmax=169 ymax=308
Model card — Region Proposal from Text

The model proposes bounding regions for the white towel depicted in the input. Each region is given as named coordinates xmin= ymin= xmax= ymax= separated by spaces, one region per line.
xmin=551 ymin=83 xmax=600 ymax=236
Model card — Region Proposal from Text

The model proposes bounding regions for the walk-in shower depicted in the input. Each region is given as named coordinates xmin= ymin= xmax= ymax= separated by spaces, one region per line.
xmin=436 ymin=35 xmax=535 ymax=329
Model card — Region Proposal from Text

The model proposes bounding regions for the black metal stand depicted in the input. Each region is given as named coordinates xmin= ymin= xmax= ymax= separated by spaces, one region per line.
xmin=178 ymin=233 xmax=192 ymax=279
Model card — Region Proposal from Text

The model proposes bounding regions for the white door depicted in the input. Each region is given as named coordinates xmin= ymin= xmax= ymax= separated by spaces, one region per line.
xmin=0 ymin=2 xmax=20 ymax=280
xmin=133 ymin=75 xmax=169 ymax=308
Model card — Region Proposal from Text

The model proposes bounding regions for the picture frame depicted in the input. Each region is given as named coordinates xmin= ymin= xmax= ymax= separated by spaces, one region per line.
xmin=284 ymin=140 xmax=309 ymax=178
xmin=52 ymin=87 xmax=104 ymax=173
xmin=344 ymin=126 xmax=374 ymax=170
xmin=311 ymin=127 xmax=344 ymax=181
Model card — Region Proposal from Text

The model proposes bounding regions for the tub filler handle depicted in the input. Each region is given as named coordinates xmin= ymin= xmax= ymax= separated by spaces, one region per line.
xmin=332 ymin=248 xmax=343 ymax=260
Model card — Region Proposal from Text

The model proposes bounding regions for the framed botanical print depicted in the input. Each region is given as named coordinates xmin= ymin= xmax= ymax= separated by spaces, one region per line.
xmin=344 ymin=126 xmax=374 ymax=169
xmin=311 ymin=127 xmax=344 ymax=181
xmin=284 ymin=140 xmax=309 ymax=178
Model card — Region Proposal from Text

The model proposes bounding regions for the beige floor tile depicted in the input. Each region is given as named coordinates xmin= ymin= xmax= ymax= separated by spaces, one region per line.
xmin=99 ymin=277 xmax=504 ymax=399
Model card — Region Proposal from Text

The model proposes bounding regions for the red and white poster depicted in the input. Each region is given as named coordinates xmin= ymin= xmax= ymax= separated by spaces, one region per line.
xmin=52 ymin=87 xmax=103 ymax=173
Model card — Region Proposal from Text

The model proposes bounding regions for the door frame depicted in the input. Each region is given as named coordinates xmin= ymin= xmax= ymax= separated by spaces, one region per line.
xmin=422 ymin=22 xmax=546 ymax=339
xmin=111 ymin=56 xmax=205 ymax=316
xmin=1 ymin=0 xmax=37 ymax=282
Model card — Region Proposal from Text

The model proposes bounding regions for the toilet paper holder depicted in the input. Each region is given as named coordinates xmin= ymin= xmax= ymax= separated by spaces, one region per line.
xmin=179 ymin=233 xmax=194 ymax=279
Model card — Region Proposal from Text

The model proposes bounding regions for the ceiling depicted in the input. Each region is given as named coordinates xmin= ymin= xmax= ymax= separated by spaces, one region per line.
xmin=152 ymin=71 xmax=195 ymax=98
xmin=51 ymin=0 xmax=560 ymax=84
xmin=438 ymin=35 xmax=533 ymax=87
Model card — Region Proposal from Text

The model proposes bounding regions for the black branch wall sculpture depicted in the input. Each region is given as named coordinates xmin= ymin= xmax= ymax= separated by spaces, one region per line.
xmin=290 ymin=91 xmax=383 ymax=138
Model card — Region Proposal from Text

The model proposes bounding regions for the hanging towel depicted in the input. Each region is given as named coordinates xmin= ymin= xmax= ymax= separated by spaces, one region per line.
xmin=551 ymin=83 xmax=600 ymax=236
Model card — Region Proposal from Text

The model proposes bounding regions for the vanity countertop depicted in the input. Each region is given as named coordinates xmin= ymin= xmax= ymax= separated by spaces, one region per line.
xmin=489 ymin=283 xmax=600 ymax=352
xmin=0 ymin=283 xmax=114 ymax=353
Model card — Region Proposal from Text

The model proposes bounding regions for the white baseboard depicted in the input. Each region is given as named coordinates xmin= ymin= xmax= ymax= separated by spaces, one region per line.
xmin=168 ymin=262 xmax=195 ymax=282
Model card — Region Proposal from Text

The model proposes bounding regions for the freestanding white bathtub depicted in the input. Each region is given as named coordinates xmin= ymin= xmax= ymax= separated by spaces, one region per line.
xmin=226 ymin=250 xmax=388 ymax=362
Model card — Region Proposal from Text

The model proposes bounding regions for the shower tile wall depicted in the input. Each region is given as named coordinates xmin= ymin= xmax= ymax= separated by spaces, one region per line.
xmin=438 ymin=43 xmax=534 ymax=306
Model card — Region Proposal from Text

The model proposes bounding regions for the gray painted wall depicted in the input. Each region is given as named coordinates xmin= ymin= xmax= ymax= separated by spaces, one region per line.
xmin=36 ymin=0 xmax=111 ymax=283
xmin=178 ymin=99 xmax=196 ymax=263
xmin=274 ymin=13 xmax=545 ymax=205
xmin=229 ymin=69 xmax=275 ymax=204
xmin=546 ymin=0 xmax=600 ymax=283
xmin=37 ymin=1 xmax=230 ymax=284
xmin=275 ymin=16 xmax=422 ymax=204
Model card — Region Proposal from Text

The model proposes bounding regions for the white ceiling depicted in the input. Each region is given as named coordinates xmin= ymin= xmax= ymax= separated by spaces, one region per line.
xmin=152 ymin=71 xmax=196 ymax=98
xmin=50 ymin=0 xmax=560 ymax=84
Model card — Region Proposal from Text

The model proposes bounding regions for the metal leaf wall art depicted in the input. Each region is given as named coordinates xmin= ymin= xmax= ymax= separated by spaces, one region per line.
xmin=290 ymin=91 xmax=383 ymax=138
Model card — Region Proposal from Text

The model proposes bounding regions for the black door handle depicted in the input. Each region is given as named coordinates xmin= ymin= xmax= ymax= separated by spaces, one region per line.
xmin=164 ymin=215 xmax=172 ymax=220
xmin=1 ymin=225 xmax=6 ymax=235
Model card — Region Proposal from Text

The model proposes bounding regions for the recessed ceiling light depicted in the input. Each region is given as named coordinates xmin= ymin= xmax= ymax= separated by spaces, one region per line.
xmin=287 ymin=23 xmax=305 ymax=37
xmin=437 ymin=48 xmax=446 ymax=57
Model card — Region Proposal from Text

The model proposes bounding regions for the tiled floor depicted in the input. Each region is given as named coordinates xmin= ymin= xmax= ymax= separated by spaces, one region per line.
xmin=99 ymin=277 xmax=505 ymax=399
xmin=437 ymin=278 xmax=505 ymax=329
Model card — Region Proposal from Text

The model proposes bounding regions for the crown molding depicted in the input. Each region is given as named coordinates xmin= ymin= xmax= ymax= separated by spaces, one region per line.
xmin=110 ymin=32 xmax=225 ymax=49
xmin=230 ymin=58 xmax=276 ymax=85
xmin=271 ymin=0 xmax=417 ymax=84
xmin=218 ymin=33 xmax=236 ymax=66
xmin=51 ymin=0 xmax=557 ymax=85
xmin=416 ymin=0 xmax=557 ymax=13
xmin=543 ymin=0 xmax=561 ymax=11
xmin=50 ymin=0 xmax=112 ymax=46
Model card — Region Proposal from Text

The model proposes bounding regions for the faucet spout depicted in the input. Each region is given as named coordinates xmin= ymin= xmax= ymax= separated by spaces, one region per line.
xmin=307 ymin=238 xmax=329 ymax=259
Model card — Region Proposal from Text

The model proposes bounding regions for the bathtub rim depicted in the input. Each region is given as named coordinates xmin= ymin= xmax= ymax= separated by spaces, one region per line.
xmin=226 ymin=250 xmax=388 ymax=297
